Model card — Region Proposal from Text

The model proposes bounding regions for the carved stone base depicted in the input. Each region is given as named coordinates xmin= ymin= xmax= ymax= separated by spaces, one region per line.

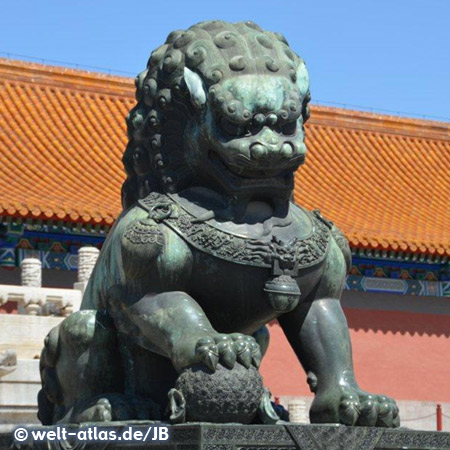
xmin=2 ymin=423 xmax=450 ymax=450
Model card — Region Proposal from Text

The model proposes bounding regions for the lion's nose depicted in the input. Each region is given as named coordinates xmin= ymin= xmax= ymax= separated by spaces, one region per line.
xmin=250 ymin=142 xmax=294 ymax=160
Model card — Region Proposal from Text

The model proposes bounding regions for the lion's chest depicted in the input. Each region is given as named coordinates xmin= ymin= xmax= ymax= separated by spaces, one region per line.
xmin=186 ymin=249 xmax=324 ymax=335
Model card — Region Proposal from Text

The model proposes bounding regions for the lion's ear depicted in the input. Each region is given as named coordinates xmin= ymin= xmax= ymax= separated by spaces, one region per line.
xmin=296 ymin=60 xmax=309 ymax=98
xmin=184 ymin=67 xmax=207 ymax=109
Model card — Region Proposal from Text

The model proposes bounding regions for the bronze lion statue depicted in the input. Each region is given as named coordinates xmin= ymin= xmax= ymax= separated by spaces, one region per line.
xmin=38 ymin=20 xmax=399 ymax=427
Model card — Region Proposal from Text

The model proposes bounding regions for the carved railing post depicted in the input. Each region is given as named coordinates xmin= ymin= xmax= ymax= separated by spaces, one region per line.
xmin=78 ymin=247 xmax=100 ymax=283
xmin=74 ymin=247 xmax=99 ymax=294
xmin=21 ymin=258 xmax=42 ymax=288
xmin=288 ymin=399 xmax=308 ymax=423
xmin=20 ymin=258 xmax=42 ymax=314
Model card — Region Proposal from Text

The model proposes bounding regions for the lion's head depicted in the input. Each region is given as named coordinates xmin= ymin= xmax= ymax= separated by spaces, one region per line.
xmin=122 ymin=20 xmax=310 ymax=209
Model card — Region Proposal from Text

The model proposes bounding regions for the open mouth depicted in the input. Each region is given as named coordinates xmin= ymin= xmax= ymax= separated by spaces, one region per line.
xmin=208 ymin=151 xmax=297 ymax=189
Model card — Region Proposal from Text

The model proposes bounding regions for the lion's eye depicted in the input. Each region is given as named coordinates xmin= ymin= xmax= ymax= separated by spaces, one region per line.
xmin=220 ymin=117 xmax=246 ymax=137
xmin=280 ymin=121 xmax=297 ymax=136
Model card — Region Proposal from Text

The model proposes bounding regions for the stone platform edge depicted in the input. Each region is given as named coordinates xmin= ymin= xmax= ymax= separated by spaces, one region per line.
xmin=0 ymin=423 xmax=449 ymax=450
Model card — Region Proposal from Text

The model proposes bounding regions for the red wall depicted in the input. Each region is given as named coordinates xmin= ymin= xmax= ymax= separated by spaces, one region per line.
xmin=260 ymin=308 xmax=450 ymax=402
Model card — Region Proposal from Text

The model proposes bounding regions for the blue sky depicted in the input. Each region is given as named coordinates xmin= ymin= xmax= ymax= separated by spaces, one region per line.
xmin=1 ymin=0 xmax=449 ymax=120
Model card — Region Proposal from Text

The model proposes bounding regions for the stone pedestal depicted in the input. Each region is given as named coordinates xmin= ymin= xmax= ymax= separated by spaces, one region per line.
xmin=1 ymin=423 xmax=449 ymax=450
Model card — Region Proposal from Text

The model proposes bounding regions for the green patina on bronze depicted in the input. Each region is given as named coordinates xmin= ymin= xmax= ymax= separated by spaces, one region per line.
xmin=38 ymin=20 xmax=399 ymax=427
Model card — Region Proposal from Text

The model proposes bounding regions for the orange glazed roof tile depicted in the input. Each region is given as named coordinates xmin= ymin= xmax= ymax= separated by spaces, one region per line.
xmin=0 ymin=58 xmax=449 ymax=255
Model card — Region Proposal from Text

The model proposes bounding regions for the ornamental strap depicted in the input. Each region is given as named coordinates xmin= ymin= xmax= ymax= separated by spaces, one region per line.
xmin=137 ymin=192 xmax=330 ymax=270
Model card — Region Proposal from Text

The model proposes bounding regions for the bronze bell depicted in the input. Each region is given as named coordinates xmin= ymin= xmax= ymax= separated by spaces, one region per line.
xmin=264 ymin=274 xmax=301 ymax=313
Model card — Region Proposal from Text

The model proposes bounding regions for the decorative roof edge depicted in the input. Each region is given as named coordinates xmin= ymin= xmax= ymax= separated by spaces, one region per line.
xmin=0 ymin=215 xmax=111 ymax=235
xmin=352 ymin=247 xmax=448 ymax=264
xmin=309 ymin=106 xmax=450 ymax=141
xmin=0 ymin=58 xmax=135 ymax=97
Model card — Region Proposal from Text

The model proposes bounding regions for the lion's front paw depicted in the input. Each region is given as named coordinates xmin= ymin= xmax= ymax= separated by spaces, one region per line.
xmin=172 ymin=332 xmax=261 ymax=373
xmin=310 ymin=385 xmax=400 ymax=428
xmin=195 ymin=333 xmax=261 ymax=371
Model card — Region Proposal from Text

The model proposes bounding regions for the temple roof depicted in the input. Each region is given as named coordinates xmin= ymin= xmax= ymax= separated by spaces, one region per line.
xmin=0 ymin=58 xmax=449 ymax=256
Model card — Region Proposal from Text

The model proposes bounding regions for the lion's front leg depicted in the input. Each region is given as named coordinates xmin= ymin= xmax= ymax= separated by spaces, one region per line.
xmin=278 ymin=238 xmax=400 ymax=428
xmin=111 ymin=291 xmax=261 ymax=373
xmin=279 ymin=298 xmax=399 ymax=427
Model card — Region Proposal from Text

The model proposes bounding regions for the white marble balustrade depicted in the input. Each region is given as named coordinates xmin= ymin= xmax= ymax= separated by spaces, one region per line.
xmin=0 ymin=284 xmax=81 ymax=316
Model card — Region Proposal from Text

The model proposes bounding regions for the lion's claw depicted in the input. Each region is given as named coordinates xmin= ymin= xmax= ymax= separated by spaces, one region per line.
xmin=251 ymin=349 xmax=262 ymax=368
xmin=195 ymin=340 xmax=219 ymax=371
xmin=339 ymin=397 xmax=360 ymax=426
xmin=358 ymin=399 xmax=378 ymax=426
xmin=194 ymin=333 xmax=260 ymax=371
xmin=237 ymin=347 xmax=252 ymax=368
xmin=216 ymin=340 xmax=236 ymax=369
xmin=377 ymin=398 xmax=394 ymax=428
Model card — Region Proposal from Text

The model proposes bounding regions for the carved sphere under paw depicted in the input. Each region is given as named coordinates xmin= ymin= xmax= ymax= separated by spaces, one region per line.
xmin=175 ymin=363 xmax=264 ymax=423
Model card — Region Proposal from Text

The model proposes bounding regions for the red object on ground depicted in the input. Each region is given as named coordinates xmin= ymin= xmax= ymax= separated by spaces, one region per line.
xmin=437 ymin=404 xmax=443 ymax=431
xmin=0 ymin=301 xmax=18 ymax=314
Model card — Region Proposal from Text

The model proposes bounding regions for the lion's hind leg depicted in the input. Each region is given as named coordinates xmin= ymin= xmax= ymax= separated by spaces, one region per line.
xmin=38 ymin=310 xmax=159 ymax=424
